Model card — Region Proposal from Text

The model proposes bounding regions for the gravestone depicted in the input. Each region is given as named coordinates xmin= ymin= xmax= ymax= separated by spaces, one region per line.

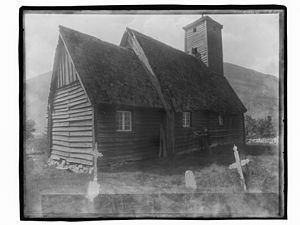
xmin=185 ymin=170 xmax=197 ymax=190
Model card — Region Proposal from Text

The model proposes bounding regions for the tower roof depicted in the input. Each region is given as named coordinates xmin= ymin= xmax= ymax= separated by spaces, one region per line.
xmin=183 ymin=16 xmax=223 ymax=30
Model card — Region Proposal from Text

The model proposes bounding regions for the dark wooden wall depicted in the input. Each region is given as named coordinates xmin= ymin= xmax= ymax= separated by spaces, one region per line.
xmin=94 ymin=107 xmax=244 ymax=164
xmin=206 ymin=19 xmax=224 ymax=76
xmin=174 ymin=111 xmax=208 ymax=153
xmin=207 ymin=113 xmax=244 ymax=145
xmin=174 ymin=111 xmax=244 ymax=154
xmin=94 ymin=104 xmax=163 ymax=167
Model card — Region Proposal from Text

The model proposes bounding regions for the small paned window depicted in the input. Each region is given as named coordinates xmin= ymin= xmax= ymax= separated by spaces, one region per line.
xmin=183 ymin=112 xmax=191 ymax=128
xmin=116 ymin=111 xmax=132 ymax=131
xmin=193 ymin=27 xmax=197 ymax=32
xmin=218 ymin=114 xmax=224 ymax=126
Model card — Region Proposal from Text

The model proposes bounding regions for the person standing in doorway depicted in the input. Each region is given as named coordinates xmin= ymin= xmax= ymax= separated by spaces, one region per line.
xmin=203 ymin=128 xmax=210 ymax=153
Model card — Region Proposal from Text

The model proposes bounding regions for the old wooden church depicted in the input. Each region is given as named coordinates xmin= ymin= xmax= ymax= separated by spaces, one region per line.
xmin=47 ymin=16 xmax=246 ymax=169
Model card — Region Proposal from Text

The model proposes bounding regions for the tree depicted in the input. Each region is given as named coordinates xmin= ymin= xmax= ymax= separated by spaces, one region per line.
xmin=245 ymin=115 xmax=257 ymax=138
xmin=257 ymin=116 xmax=275 ymax=138
xmin=245 ymin=115 xmax=276 ymax=139
xmin=25 ymin=119 xmax=36 ymax=140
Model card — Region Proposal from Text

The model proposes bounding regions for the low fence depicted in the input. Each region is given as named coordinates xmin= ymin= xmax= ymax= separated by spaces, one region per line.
xmin=246 ymin=137 xmax=279 ymax=145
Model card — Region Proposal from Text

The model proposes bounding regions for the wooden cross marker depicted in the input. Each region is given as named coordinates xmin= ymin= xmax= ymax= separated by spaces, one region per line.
xmin=89 ymin=142 xmax=103 ymax=182
xmin=87 ymin=142 xmax=103 ymax=201
xmin=229 ymin=145 xmax=249 ymax=191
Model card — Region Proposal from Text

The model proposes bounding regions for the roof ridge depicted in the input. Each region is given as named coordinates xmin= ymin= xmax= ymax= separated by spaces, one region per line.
xmin=127 ymin=27 xmax=187 ymax=55
xmin=127 ymin=27 xmax=229 ymax=78
xmin=127 ymin=27 xmax=206 ymax=67
xmin=59 ymin=25 xmax=130 ymax=52
xmin=125 ymin=27 xmax=246 ymax=113
xmin=59 ymin=25 xmax=101 ymax=40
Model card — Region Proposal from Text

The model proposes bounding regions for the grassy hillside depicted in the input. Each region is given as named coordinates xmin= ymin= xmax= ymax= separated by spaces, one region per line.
xmin=26 ymin=71 xmax=52 ymax=135
xmin=25 ymin=63 xmax=279 ymax=134
xmin=224 ymin=62 xmax=279 ymax=121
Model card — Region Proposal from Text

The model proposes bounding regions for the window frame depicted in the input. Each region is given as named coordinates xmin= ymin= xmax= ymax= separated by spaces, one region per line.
xmin=116 ymin=110 xmax=132 ymax=132
xmin=182 ymin=111 xmax=191 ymax=128
xmin=192 ymin=47 xmax=198 ymax=55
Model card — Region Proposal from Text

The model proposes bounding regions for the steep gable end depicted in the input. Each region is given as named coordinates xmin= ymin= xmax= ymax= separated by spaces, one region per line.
xmin=56 ymin=38 xmax=78 ymax=88
xmin=48 ymin=36 xmax=94 ymax=168
xmin=58 ymin=25 xmax=164 ymax=109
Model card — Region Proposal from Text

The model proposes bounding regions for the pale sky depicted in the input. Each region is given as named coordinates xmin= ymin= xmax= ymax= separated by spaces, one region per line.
xmin=24 ymin=12 xmax=279 ymax=79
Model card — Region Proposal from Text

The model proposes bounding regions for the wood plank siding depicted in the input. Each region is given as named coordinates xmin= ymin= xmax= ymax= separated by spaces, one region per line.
xmin=95 ymin=104 xmax=163 ymax=167
xmin=174 ymin=111 xmax=244 ymax=154
xmin=94 ymin=104 xmax=244 ymax=165
xmin=206 ymin=19 xmax=224 ymax=75
xmin=50 ymin=81 xmax=93 ymax=166
xmin=56 ymin=39 xmax=78 ymax=88
xmin=49 ymin=42 xmax=94 ymax=166
xmin=184 ymin=21 xmax=208 ymax=65
xmin=207 ymin=113 xmax=244 ymax=145
xmin=174 ymin=111 xmax=207 ymax=153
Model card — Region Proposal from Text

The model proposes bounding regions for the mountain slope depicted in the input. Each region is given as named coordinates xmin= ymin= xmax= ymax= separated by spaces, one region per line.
xmin=25 ymin=71 xmax=52 ymax=134
xmin=25 ymin=63 xmax=279 ymax=134
xmin=224 ymin=62 xmax=279 ymax=120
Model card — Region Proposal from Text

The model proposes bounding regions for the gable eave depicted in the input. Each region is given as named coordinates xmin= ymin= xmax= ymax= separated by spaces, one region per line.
xmin=58 ymin=27 xmax=95 ymax=107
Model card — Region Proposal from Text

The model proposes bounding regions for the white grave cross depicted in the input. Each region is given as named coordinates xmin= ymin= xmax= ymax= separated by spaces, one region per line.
xmin=89 ymin=142 xmax=103 ymax=181
xmin=229 ymin=145 xmax=249 ymax=191
xmin=87 ymin=142 xmax=103 ymax=201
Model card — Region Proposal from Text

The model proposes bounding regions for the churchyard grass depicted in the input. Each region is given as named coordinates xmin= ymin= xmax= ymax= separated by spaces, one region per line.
xmin=24 ymin=136 xmax=280 ymax=217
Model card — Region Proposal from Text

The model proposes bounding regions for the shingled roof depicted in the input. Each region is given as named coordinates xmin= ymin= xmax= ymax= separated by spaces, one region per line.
xmin=120 ymin=28 xmax=247 ymax=114
xmin=59 ymin=25 xmax=246 ymax=114
xmin=59 ymin=26 xmax=164 ymax=108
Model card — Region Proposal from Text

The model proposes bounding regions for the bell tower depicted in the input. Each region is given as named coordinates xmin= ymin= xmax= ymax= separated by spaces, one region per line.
xmin=183 ymin=16 xmax=224 ymax=76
